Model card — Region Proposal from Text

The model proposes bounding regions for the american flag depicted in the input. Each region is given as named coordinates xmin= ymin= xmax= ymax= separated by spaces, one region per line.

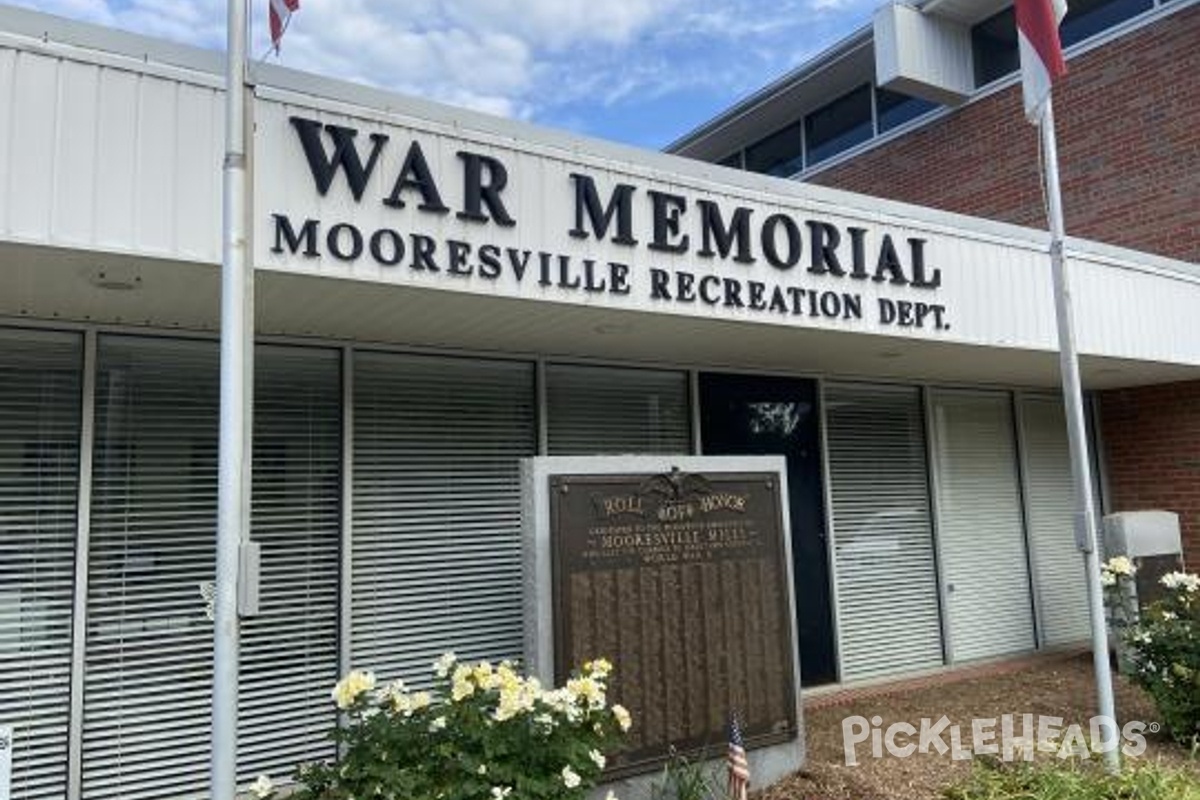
xmin=727 ymin=715 xmax=750 ymax=800
xmin=269 ymin=0 xmax=300 ymax=53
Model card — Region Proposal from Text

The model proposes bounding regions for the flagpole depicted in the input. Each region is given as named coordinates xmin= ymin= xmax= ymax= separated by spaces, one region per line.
xmin=1040 ymin=96 xmax=1119 ymax=774
xmin=213 ymin=0 xmax=252 ymax=796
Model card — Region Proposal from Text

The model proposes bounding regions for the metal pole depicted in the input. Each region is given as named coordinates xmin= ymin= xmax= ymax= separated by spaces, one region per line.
xmin=1040 ymin=97 xmax=1119 ymax=774
xmin=212 ymin=0 xmax=250 ymax=797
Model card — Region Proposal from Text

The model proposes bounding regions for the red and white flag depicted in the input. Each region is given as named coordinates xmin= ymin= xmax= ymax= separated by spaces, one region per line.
xmin=269 ymin=0 xmax=300 ymax=53
xmin=1015 ymin=0 xmax=1068 ymax=124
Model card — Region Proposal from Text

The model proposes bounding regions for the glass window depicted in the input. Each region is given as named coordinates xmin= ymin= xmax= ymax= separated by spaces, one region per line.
xmin=0 ymin=329 xmax=81 ymax=800
xmin=352 ymin=352 xmax=536 ymax=686
xmin=972 ymin=8 xmax=1019 ymax=87
xmin=824 ymin=383 xmax=942 ymax=682
xmin=83 ymin=338 xmax=342 ymax=799
xmin=973 ymin=0 xmax=1156 ymax=88
xmin=744 ymin=121 xmax=804 ymax=178
xmin=1060 ymin=0 xmax=1153 ymax=47
xmin=875 ymin=87 xmax=939 ymax=133
xmin=805 ymin=84 xmax=873 ymax=166
xmin=546 ymin=364 xmax=691 ymax=455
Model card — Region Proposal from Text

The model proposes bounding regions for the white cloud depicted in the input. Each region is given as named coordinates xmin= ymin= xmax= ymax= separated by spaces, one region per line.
xmin=14 ymin=0 xmax=875 ymax=141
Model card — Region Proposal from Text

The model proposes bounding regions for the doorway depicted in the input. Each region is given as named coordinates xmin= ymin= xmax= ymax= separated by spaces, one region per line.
xmin=699 ymin=373 xmax=837 ymax=686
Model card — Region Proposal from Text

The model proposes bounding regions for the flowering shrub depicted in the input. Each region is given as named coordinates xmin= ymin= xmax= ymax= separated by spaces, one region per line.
xmin=293 ymin=654 xmax=631 ymax=800
xmin=1103 ymin=557 xmax=1200 ymax=747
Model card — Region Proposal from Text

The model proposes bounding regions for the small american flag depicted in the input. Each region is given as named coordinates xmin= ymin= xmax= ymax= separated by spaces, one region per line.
xmin=269 ymin=0 xmax=300 ymax=53
xmin=727 ymin=714 xmax=750 ymax=800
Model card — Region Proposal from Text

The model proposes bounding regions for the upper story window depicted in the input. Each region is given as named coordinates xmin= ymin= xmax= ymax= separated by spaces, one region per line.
xmin=1060 ymin=0 xmax=1153 ymax=46
xmin=805 ymin=84 xmax=873 ymax=166
xmin=973 ymin=0 xmax=1160 ymax=88
xmin=876 ymin=87 xmax=939 ymax=133
xmin=745 ymin=120 xmax=804 ymax=177
xmin=972 ymin=8 xmax=1019 ymax=87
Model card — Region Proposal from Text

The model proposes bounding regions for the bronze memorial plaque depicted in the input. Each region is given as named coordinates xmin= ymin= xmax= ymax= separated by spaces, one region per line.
xmin=550 ymin=469 xmax=798 ymax=775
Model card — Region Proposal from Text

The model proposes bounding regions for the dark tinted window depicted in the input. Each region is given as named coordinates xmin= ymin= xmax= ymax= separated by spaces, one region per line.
xmin=1060 ymin=0 xmax=1153 ymax=46
xmin=973 ymin=0 xmax=1156 ymax=87
xmin=805 ymin=84 xmax=873 ymax=165
xmin=972 ymin=8 xmax=1018 ymax=87
xmin=744 ymin=121 xmax=804 ymax=177
xmin=876 ymin=87 xmax=939 ymax=132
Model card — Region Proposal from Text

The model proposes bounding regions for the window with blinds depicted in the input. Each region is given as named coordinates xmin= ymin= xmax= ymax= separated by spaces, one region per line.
xmin=930 ymin=390 xmax=1036 ymax=663
xmin=83 ymin=338 xmax=340 ymax=800
xmin=239 ymin=346 xmax=341 ymax=781
xmin=1018 ymin=395 xmax=1090 ymax=648
xmin=0 ymin=329 xmax=81 ymax=800
xmin=824 ymin=383 xmax=943 ymax=682
xmin=545 ymin=364 xmax=690 ymax=455
xmin=351 ymin=352 xmax=535 ymax=688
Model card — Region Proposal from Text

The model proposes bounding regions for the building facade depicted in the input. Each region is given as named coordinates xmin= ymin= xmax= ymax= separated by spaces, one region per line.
xmin=670 ymin=0 xmax=1200 ymax=562
xmin=2 ymin=4 xmax=1200 ymax=799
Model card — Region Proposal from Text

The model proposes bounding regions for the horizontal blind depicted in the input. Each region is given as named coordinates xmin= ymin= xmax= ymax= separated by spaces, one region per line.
xmin=84 ymin=339 xmax=342 ymax=799
xmin=0 ymin=329 xmax=81 ymax=800
xmin=1019 ymin=395 xmax=1090 ymax=647
xmin=352 ymin=353 xmax=535 ymax=687
xmin=546 ymin=364 xmax=690 ymax=455
xmin=84 ymin=336 xmax=220 ymax=800
xmin=825 ymin=383 xmax=943 ymax=682
xmin=931 ymin=391 xmax=1036 ymax=663
xmin=239 ymin=347 xmax=340 ymax=781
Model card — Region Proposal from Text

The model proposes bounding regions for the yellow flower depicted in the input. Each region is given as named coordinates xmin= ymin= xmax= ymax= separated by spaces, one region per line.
xmin=585 ymin=658 xmax=613 ymax=678
xmin=410 ymin=691 xmax=432 ymax=711
xmin=612 ymin=704 xmax=632 ymax=732
xmin=452 ymin=677 xmax=475 ymax=702
xmin=331 ymin=670 xmax=377 ymax=710
xmin=567 ymin=676 xmax=605 ymax=710
xmin=472 ymin=661 xmax=497 ymax=689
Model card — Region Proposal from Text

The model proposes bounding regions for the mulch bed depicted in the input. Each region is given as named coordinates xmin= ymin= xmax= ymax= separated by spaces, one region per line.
xmin=759 ymin=652 xmax=1197 ymax=800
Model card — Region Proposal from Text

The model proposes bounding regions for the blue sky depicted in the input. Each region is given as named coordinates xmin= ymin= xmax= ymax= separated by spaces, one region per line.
xmin=13 ymin=0 xmax=879 ymax=150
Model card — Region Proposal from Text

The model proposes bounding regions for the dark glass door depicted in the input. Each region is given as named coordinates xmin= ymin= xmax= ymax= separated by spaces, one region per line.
xmin=699 ymin=373 xmax=836 ymax=686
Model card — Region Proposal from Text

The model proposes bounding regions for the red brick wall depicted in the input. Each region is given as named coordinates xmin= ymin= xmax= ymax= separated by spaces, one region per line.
xmin=1099 ymin=382 xmax=1200 ymax=568
xmin=809 ymin=6 xmax=1200 ymax=264
xmin=810 ymin=7 xmax=1200 ymax=566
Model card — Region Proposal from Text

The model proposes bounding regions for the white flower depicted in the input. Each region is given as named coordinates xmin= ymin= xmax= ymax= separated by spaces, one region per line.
xmin=605 ymin=791 xmax=618 ymax=800
xmin=1104 ymin=556 xmax=1136 ymax=577
xmin=434 ymin=651 xmax=458 ymax=678
xmin=588 ymin=749 xmax=606 ymax=769
xmin=1160 ymin=571 xmax=1200 ymax=593
xmin=561 ymin=766 xmax=581 ymax=789
xmin=429 ymin=716 xmax=447 ymax=732
xmin=1100 ymin=571 xmax=1116 ymax=588
xmin=491 ymin=787 xmax=513 ymax=800
xmin=612 ymin=704 xmax=632 ymax=732
xmin=477 ymin=764 xmax=488 ymax=775
xmin=249 ymin=774 xmax=274 ymax=799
